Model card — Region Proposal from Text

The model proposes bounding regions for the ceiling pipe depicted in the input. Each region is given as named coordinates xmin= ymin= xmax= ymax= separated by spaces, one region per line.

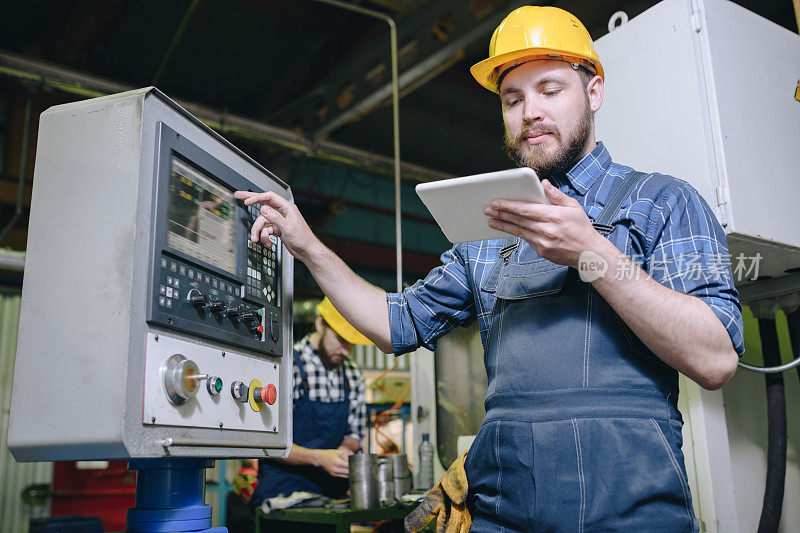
xmin=152 ymin=0 xmax=201 ymax=85
xmin=310 ymin=0 xmax=403 ymax=293
xmin=0 ymin=50 xmax=453 ymax=184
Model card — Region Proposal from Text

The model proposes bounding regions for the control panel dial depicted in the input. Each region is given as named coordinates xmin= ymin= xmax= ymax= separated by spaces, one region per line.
xmin=161 ymin=354 xmax=203 ymax=405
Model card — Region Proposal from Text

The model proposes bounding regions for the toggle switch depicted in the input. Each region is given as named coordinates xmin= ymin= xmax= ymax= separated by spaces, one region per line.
xmin=269 ymin=317 xmax=279 ymax=342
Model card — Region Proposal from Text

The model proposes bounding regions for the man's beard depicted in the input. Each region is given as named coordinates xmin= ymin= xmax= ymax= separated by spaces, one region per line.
xmin=503 ymin=101 xmax=593 ymax=178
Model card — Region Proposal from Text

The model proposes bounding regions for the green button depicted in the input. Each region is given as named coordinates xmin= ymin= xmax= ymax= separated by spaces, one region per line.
xmin=257 ymin=308 xmax=264 ymax=317
xmin=214 ymin=378 xmax=222 ymax=392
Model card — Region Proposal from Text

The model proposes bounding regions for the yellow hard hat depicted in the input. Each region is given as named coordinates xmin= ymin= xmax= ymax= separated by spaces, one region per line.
xmin=471 ymin=6 xmax=604 ymax=93
xmin=316 ymin=297 xmax=373 ymax=345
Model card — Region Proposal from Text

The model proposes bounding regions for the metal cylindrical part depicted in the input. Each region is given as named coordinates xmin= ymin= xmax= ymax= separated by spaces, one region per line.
xmin=349 ymin=454 xmax=378 ymax=509
xmin=391 ymin=454 xmax=412 ymax=499
xmin=376 ymin=457 xmax=395 ymax=506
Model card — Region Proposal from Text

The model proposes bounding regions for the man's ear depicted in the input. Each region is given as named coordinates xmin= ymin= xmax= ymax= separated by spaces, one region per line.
xmin=314 ymin=316 xmax=326 ymax=335
xmin=587 ymin=75 xmax=604 ymax=112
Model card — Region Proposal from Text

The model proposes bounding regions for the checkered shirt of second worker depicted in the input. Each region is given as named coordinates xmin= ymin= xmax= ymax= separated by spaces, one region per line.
xmin=293 ymin=335 xmax=366 ymax=442
xmin=387 ymin=142 xmax=744 ymax=357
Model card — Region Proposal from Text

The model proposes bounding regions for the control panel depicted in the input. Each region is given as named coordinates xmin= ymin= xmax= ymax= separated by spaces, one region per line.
xmin=143 ymin=333 xmax=280 ymax=432
xmin=148 ymin=123 xmax=283 ymax=355
xmin=7 ymin=88 xmax=293 ymax=461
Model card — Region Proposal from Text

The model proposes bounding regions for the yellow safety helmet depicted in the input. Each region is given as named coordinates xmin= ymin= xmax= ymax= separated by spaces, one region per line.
xmin=316 ymin=297 xmax=373 ymax=345
xmin=471 ymin=6 xmax=604 ymax=93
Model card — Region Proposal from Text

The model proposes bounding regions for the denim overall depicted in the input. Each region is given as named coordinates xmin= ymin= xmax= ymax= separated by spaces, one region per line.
xmin=465 ymin=171 xmax=699 ymax=532
xmin=253 ymin=349 xmax=351 ymax=505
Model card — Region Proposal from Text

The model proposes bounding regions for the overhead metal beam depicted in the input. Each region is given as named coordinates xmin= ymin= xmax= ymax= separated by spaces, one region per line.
xmin=280 ymin=0 xmax=528 ymax=137
xmin=313 ymin=4 xmax=518 ymax=139
xmin=0 ymin=49 xmax=453 ymax=183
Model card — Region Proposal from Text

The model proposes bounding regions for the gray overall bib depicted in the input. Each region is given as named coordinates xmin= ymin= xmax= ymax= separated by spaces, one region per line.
xmin=465 ymin=171 xmax=699 ymax=532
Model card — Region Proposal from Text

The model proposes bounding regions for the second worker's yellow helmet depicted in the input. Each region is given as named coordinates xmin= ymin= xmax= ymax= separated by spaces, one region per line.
xmin=316 ymin=297 xmax=373 ymax=345
xmin=470 ymin=6 xmax=604 ymax=93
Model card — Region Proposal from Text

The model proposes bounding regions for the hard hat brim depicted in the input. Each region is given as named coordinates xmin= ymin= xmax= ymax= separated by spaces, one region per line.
xmin=471 ymin=47 xmax=604 ymax=93
xmin=334 ymin=323 xmax=374 ymax=346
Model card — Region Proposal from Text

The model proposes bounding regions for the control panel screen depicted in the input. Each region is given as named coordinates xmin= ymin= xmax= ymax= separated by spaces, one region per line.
xmin=166 ymin=156 xmax=236 ymax=274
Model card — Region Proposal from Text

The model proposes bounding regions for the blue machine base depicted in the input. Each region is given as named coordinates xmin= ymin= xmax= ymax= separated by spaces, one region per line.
xmin=125 ymin=458 xmax=228 ymax=533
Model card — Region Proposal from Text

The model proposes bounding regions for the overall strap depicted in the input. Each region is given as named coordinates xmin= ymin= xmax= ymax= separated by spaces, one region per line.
xmin=293 ymin=348 xmax=310 ymax=398
xmin=592 ymin=170 xmax=647 ymax=235
xmin=341 ymin=364 xmax=351 ymax=395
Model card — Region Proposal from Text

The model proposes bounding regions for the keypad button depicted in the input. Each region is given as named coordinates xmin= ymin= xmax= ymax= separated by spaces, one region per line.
xmin=170 ymin=262 xmax=177 ymax=272
xmin=159 ymin=296 xmax=166 ymax=306
xmin=174 ymin=290 xmax=179 ymax=300
xmin=188 ymin=270 xmax=194 ymax=280
xmin=204 ymin=275 xmax=211 ymax=284
xmin=173 ymin=279 xmax=180 ymax=288
xmin=160 ymin=258 xmax=168 ymax=269
xmin=166 ymin=287 xmax=173 ymax=298
xmin=212 ymin=279 xmax=218 ymax=289
xmin=167 ymin=276 xmax=173 ymax=286
xmin=179 ymin=265 xmax=186 ymax=275
xmin=166 ymin=299 xmax=173 ymax=308
xmin=160 ymin=285 xmax=166 ymax=296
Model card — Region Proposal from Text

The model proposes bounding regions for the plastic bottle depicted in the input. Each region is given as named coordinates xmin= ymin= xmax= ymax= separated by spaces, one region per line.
xmin=418 ymin=433 xmax=435 ymax=489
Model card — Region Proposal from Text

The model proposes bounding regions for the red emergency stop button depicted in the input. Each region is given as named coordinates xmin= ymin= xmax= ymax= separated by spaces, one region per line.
xmin=264 ymin=383 xmax=276 ymax=405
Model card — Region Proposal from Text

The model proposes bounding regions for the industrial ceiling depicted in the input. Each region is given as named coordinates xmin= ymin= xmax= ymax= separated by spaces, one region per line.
xmin=0 ymin=0 xmax=796 ymax=288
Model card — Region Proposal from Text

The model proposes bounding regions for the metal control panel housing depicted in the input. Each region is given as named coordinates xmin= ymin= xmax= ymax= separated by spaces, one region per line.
xmin=8 ymin=88 xmax=293 ymax=461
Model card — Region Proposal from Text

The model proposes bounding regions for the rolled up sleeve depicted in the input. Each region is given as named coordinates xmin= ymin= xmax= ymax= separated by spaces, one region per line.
xmin=387 ymin=245 xmax=476 ymax=355
xmin=645 ymin=182 xmax=744 ymax=355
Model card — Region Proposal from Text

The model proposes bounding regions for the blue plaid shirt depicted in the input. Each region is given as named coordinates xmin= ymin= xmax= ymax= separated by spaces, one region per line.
xmin=387 ymin=142 xmax=744 ymax=357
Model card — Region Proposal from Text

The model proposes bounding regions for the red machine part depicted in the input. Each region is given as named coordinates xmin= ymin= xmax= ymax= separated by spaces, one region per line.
xmin=50 ymin=461 xmax=136 ymax=532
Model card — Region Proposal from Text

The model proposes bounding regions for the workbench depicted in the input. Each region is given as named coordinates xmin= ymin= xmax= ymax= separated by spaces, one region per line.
xmin=255 ymin=504 xmax=418 ymax=533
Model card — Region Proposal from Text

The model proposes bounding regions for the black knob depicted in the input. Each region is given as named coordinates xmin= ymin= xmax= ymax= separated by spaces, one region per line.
xmin=269 ymin=318 xmax=279 ymax=342
xmin=226 ymin=305 xmax=242 ymax=320
xmin=191 ymin=294 xmax=207 ymax=308
xmin=230 ymin=381 xmax=248 ymax=403
xmin=241 ymin=311 xmax=259 ymax=324
xmin=208 ymin=300 xmax=226 ymax=313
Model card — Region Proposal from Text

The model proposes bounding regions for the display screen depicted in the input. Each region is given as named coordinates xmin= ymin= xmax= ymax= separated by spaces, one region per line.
xmin=166 ymin=156 xmax=236 ymax=274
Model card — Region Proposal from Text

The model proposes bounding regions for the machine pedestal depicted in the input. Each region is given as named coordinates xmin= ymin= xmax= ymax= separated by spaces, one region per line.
xmin=126 ymin=458 xmax=226 ymax=533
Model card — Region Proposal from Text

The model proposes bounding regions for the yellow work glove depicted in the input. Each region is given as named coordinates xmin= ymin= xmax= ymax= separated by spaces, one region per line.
xmin=233 ymin=467 xmax=259 ymax=504
xmin=405 ymin=449 xmax=471 ymax=533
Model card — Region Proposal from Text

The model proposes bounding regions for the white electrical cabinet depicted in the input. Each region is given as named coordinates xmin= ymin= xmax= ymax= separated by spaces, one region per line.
xmin=595 ymin=0 xmax=800 ymax=290
xmin=595 ymin=1 xmax=800 ymax=532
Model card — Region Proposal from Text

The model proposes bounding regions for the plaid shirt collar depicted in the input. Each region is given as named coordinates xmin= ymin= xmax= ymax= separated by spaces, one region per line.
xmin=548 ymin=141 xmax=612 ymax=196
xmin=296 ymin=335 xmax=324 ymax=367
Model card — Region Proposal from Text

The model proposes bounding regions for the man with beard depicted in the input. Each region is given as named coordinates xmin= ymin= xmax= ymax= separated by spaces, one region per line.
xmin=233 ymin=297 xmax=369 ymax=532
xmin=236 ymin=6 xmax=742 ymax=531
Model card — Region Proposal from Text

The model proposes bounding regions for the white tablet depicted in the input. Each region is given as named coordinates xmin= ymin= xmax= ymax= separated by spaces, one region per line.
xmin=415 ymin=167 xmax=549 ymax=243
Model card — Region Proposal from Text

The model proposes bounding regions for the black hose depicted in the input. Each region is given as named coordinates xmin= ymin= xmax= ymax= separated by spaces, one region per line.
xmin=756 ymin=317 xmax=786 ymax=533
xmin=786 ymin=308 xmax=800 ymax=388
